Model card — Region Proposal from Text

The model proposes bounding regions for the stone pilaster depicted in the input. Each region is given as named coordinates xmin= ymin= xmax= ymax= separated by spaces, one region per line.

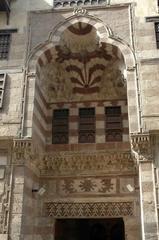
xmin=10 ymin=139 xmax=40 ymax=240
xmin=0 ymin=139 xmax=13 ymax=240
xmin=131 ymin=133 xmax=159 ymax=240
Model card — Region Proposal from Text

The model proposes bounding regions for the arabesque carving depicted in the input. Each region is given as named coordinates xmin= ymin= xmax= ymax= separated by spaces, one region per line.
xmin=39 ymin=151 xmax=136 ymax=176
xmin=59 ymin=177 xmax=116 ymax=195
xmin=45 ymin=201 xmax=134 ymax=218
xmin=73 ymin=7 xmax=88 ymax=16
xmin=12 ymin=140 xmax=136 ymax=176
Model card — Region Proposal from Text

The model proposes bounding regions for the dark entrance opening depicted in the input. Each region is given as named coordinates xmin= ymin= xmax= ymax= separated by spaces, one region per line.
xmin=55 ymin=218 xmax=125 ymax=240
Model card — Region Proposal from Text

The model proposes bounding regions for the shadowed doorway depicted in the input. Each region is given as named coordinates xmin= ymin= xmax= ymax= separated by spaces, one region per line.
xmin=55 ymin=218 xmax=125 ymax=240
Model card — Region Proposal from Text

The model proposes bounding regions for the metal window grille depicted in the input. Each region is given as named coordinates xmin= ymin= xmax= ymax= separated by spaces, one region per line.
xmin=79 ymin=108 xmax=95 ymax=143
xmin=105 ymin=106 xmax=122 ymax=142
xmin=155 ymin=23 xmax=159 ymax=48
xmin=0 ymin=73 xmax=6 ymax=108
xmin=52 ymin=109 xmax=69 ymax=144
xmin=0 ymin=33 xmax=10 ymax=60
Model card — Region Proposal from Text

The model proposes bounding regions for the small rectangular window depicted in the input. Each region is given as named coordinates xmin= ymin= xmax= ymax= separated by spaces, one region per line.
xmin=105 ymin=106 xmax=122 ymax=142
xmin=52 ymin=109 xmax=69 ymax=144
xmin=0 ymin=33 xmax=10 ymax=60
xmin=155 ymin=22 xmax=159 ymax=48
xmin=79 ymin=108 xmax=95 ymax=143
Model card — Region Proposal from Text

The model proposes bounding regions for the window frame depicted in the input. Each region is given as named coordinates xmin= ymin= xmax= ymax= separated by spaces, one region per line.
xmin=52 ymin=109 xmax=69 ymax=144
xmin=105 ymin=106 xmax=123 ymax=142
xmin=155 ymin=22 xmax=159 ymax=48
xmin=0 ymin=32 xmax=11 ymax=60
xmin=0 ymin=29 xmax=17 ymax=60
xmin=78 ymin=107 xmax=96 ymax=143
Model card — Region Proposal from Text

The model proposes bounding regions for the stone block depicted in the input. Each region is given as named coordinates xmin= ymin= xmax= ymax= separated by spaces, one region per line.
xmin=96 ymin=135 xmax=105 ymax=143
xmin=0 ymin=155 xmax=7 ymax=165
xmin=12 ymin=202 xmax=23 ymax=214
xmin=123 ymin=134 xmax=129 ymax=142
xmin=0 ymin=234 xmax=8 ymax=240
xmin=141 ymin=171 xmax=153 ymax=182
xmin=10 ymin=213 xmax=23 ymax=233
xmin=9 ymin=234 xmax=20 ymax=240
xmin=0 ymin=168 xmax=5 ymax=179
xmin=120 ymin=178 xmax=135 ymax=193
xmin=15 ymin=176 xmax=24 ymax=184
xmin=96 ymin=121 xmax=105 ymax=129
xmin=0 ymin=182 xmax=4 ymax=195
xmin=69 ymin=136 xmax=78 ymax=144
xmin=13 ymin=184 xmax=24 ymax=194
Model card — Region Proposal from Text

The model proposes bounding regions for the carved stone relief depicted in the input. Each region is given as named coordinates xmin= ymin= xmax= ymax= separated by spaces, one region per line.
xmin=0 ymin=153 xmax=11 ymax=234
xmin=58 ymin=177 xmax=116 ymax=196
xmin=131 ymin=133 xmax=154 ymax=161
xmin=45 ymin=201 xmax=134 ymax=218
xmin=12 ymin=140 xmax=136 ymax=177
xmin=39 ymin=151 xmax=136 ymax=176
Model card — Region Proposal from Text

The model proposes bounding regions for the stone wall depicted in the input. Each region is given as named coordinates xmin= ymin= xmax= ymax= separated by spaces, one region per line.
xmin=0 ymin=0 xmax=159 ymax=136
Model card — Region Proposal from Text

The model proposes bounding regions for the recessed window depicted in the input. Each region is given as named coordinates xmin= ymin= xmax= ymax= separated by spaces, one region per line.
xmin=0 ymin=33 xmax=10 ymax=60
xmin=155 ymin=22 xmax=159 ymax=48
xmin=105 ymin=106 xmax=122 ymax=142
xmin=52 ymin=109 xmax=69 ymax=144
xmin=79 ymin=108 xmax=95 ymax=143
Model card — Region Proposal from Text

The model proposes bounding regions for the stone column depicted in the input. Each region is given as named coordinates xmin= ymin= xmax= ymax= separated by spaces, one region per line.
xmin=131 ymin=133 xmax=159 ymax=240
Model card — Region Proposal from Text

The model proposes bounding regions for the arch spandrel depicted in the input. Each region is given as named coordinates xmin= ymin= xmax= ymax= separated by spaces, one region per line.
xmin=27 ymin=14 xmax=135 ymax=73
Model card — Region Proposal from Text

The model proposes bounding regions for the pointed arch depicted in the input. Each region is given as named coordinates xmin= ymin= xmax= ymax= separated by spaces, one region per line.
xmin=27 ymin=14 xmax=136 ymax=73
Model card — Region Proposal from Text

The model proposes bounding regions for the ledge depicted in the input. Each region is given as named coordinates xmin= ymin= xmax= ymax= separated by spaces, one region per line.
xmin=146 ymin=16 xmax=159 ymax=22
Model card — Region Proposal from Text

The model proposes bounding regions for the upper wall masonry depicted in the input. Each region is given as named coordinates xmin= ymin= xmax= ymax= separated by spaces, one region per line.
xmin=28 ymin=5 xmax=131 ymax=55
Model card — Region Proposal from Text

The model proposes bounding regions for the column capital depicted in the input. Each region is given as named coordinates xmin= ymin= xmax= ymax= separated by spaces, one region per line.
xmin=130 ymin=133 xmax=154 ymax=161
xmin=13 ymin=138 xmax=32 ymax=165
xmin=12 ymin=139 xmax=41 ymax=174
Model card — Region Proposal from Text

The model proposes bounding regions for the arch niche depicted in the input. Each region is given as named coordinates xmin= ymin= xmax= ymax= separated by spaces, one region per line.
xmin=26 ymin=15 xmax=139 ymax=144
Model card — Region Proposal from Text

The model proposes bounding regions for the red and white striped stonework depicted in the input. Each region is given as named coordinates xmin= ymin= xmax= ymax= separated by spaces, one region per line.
xmin=32 ymin=79 xmax=50 ymax=149
xmin=45 ymin=100 xmax=129 ymax=145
